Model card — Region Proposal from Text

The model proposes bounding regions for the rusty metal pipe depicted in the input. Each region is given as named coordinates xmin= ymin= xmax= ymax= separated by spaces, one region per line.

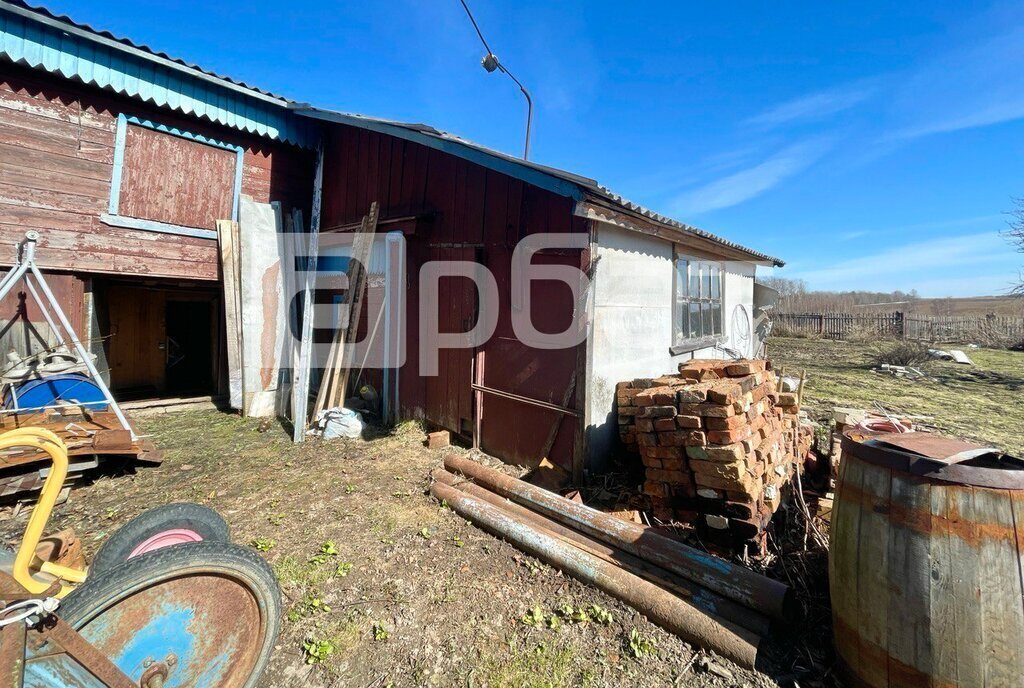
xmin=432 ymin=469 xmax=771 ymax=636
xmin=443 ymin=455 xmax=792 ymax=621
xmin=430 ymin=479 xmax=760 ymax=668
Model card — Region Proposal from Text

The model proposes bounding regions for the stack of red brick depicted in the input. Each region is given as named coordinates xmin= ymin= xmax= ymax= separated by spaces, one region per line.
xmin=616 ymin=359 xmax=812 ymax=557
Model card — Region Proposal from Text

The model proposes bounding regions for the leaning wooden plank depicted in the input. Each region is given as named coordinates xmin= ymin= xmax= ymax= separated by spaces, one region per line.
xmin=312 ymin=237 xmax=351 ymax=420
xmin=313 ymin=201 xmax=379 ymax=415
xmin=310 ymin=213 xmax=358 ymax=418
xmin=292 ymin=143 xmax=324 ymax=442
xmin=216 ymin=219 xmax=242 ymax=410
xmin=333 ymin=201 xmax=380 ymax=407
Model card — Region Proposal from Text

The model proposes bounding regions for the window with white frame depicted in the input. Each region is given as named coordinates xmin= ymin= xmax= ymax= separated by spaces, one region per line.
xmin=674 ymin=255 xmax=723 ymax=348
xmin=101 ymin=115 xmax=244 ymax=240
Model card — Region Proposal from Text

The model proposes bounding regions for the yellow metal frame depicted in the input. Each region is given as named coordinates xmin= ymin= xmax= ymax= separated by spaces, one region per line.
xmin=3 ymin=427 xmax=87 ymax=596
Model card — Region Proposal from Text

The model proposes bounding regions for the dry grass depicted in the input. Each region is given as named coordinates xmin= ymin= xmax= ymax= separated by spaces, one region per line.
xmin=769 ymin=336 xmax=1024 ymax=454
xmin=865 ymin=339 xmax=932 ymax=367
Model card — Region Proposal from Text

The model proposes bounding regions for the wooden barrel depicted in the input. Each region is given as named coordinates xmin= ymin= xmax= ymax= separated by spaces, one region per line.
xmin=830 ymin=432 xmax=1024 ymax=687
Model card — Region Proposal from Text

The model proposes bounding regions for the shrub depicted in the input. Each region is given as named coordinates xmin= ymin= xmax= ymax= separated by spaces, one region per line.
xmin=867 ymin=340 xmax=932 ymax=367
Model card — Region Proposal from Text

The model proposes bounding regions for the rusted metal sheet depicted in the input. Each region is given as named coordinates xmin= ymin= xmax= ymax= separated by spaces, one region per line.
xmin=238 ymin=198 xmax=286 ymax=418
xmin=0 ymin=271 xmax=85 ymax=352
xmin=25 ymin=573 xmax=265 ymax=687
xmin=831 ymin=432 xmax=1024 ymax=687
xmin=429 ymin=478 xmax=761 ymax=668
xmin=443 ymin=455 xmax=793 ymax=621
xmin=843 ymin=432 xmax=1024 ymax=489
xmin=1 ymin=618 xmax=27 ymax=687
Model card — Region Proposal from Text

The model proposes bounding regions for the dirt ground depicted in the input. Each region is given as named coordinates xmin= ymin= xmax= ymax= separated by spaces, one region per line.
xmin=4 ymin=337 xmax=1015 ymax=685
xmin=0 ymin=411 xmax=816 ymax=688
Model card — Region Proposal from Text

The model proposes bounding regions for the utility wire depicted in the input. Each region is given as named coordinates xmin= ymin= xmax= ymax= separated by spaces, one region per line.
xmin=459 ymin=0 xmax=494 ymax=56
xmin=457 ymin=0 xmax=533 ymax=160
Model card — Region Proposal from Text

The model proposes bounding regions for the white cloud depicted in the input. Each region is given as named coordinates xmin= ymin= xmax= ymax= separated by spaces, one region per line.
xmin=888 ymin=28 xmax=1024 ymax=140
xmin=785 ymin=232 xmax=1016 ymax=296
xmin=670 ymin=139 xmax=831 ymax=214
xmin=745 ymin=83 xmax=874 ymax=130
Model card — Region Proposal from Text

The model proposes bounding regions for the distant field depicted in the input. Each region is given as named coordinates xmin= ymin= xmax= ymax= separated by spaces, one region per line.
xmin=905 ymin=295 xmax=1023 ymax=316
xmin=769 ymin=336 xmax=1024 ymax=455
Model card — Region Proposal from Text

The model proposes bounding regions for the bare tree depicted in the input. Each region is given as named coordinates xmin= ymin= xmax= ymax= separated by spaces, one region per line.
xmin=1007 ymin=197 xmax=1024 ymax=295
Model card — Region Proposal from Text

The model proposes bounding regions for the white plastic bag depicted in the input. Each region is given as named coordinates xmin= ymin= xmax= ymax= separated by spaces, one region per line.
xmin=309 ymin=406 xmax=363 ymax=440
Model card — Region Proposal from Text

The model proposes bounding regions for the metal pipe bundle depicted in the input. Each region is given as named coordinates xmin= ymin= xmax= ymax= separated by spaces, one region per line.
xmin=431 ymin=468 xmax=771 ymax=637
xmin=429 ymin=479 xmax=761 ymax=668
xmin=443 ymin=454 xmax=793 ymax=622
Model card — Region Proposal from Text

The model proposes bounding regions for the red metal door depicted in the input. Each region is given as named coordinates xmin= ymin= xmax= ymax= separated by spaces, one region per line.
xmin=425 ymin=246 xmax=477 ymax=436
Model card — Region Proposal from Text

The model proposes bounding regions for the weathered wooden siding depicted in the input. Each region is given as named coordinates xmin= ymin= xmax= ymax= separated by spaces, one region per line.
xmin=0 ymin=62 xmax=315 ymax=280
xmin=119 ymin=123 xmax=237 ymax=229
xmin=0 ymin=270 xmax=85 ymax=355
xmin=321 ymin=124 xmax=587 ymax=470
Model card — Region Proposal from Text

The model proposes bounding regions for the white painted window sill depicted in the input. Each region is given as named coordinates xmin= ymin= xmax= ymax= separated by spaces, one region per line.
xmin=669 ymin=336 xmax=724 ymax=356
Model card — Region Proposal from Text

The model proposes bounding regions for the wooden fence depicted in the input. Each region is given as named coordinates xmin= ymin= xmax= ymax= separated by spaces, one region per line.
xmin=773 ymin=311 xmax=1024 ymax=345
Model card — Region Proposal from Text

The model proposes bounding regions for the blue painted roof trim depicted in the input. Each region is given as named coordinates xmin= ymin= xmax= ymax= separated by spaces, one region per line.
xmin=0 ymin=4 xmax=316 ymax=148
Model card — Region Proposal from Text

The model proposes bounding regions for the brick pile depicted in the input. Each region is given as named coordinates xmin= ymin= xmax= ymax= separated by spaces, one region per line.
xmin=616 ymin=359 xmax=813 ymax=557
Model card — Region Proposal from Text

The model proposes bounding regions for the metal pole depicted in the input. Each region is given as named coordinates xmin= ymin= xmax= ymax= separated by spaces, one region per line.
xmin=444 ymin=454 xmax=793 ymax=622
xmin=430 ymin=479 xmax=760 ymax=668
xmin=0 ymin=260 xmax=32 ymax=303
xmin=0 ymin=239 xmax=28 ymax=297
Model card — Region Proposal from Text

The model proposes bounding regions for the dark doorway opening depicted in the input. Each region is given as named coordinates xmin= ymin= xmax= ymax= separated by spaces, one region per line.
xmin=101 ymin=281 xmax=222 ymax=401
xmin=165 ymin=300 xmax=213 ymax=396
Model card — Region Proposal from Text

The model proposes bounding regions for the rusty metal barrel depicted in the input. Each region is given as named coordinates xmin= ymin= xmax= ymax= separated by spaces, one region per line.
xmin=830 ymin=431 xmax=1024 ymax=687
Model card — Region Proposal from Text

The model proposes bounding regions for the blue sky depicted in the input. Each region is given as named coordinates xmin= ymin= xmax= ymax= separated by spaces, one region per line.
xmin=48 ymin=0 xmax=1024 ymax=297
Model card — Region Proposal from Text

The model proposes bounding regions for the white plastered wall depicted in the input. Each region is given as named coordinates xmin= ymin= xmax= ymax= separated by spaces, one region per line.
xmin=585 ymin=221 xmax=757 ymax=472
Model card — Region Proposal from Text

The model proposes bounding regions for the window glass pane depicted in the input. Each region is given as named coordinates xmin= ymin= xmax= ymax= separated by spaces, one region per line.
xmin=701 ymin=303 xmax=713 ymax=338
xmin=711 ymin=302 xmax=721 ymax=335
xmin=674 ymin=299 xmax=685 ymax=345
xmin=689 ymin=263 xmax=700 ymax=297
xmin=710 ymin=266 xmax=720 ymax=299
xmin=702 ymin=264 xmax=712 ymax=299
xmin=676 ymin=260 xmax=688 ymax=299
xmin=689 ymin=303 xmax=701 ymax=339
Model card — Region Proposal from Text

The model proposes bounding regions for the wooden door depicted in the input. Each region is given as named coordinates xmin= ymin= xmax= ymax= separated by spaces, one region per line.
xmin=106 ymin=287 xmax=167 ymax=394
xmin=425 ymin=246 xmax=477 ymax=436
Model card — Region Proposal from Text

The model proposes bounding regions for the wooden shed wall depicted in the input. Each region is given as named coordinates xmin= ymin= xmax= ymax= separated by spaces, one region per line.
xmin=0 ymin=62 xmax=315 ymax=280
xmin=0 ymin=271 xmax=85 ymax=352
xmin=320 ymin=124 xmax=589 ymax=471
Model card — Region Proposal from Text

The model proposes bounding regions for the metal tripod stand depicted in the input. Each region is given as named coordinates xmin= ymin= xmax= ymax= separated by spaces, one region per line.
xmin=0 ymin=231 xmax=134 ymax=438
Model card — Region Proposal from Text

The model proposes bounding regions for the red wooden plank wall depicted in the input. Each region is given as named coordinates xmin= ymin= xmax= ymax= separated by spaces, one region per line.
xmin=119 ymin=123 xmax=236 ymax=230
xmin=0 ymin=62 xmax=315 ymax=281
xmin=0 ymin=270 xmax=84 ymax=335
xmin=320 ymin=124 xmax=588 ymax=470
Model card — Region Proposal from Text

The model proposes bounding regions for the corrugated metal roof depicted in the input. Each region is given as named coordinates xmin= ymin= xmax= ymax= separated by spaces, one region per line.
xmin=587 ymin=186 xmax=785 ymax=266
xmin=0 ymin=0 xmax=316 ymax=146
xmin=295 ymin=106 xmax=785 ymax=267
